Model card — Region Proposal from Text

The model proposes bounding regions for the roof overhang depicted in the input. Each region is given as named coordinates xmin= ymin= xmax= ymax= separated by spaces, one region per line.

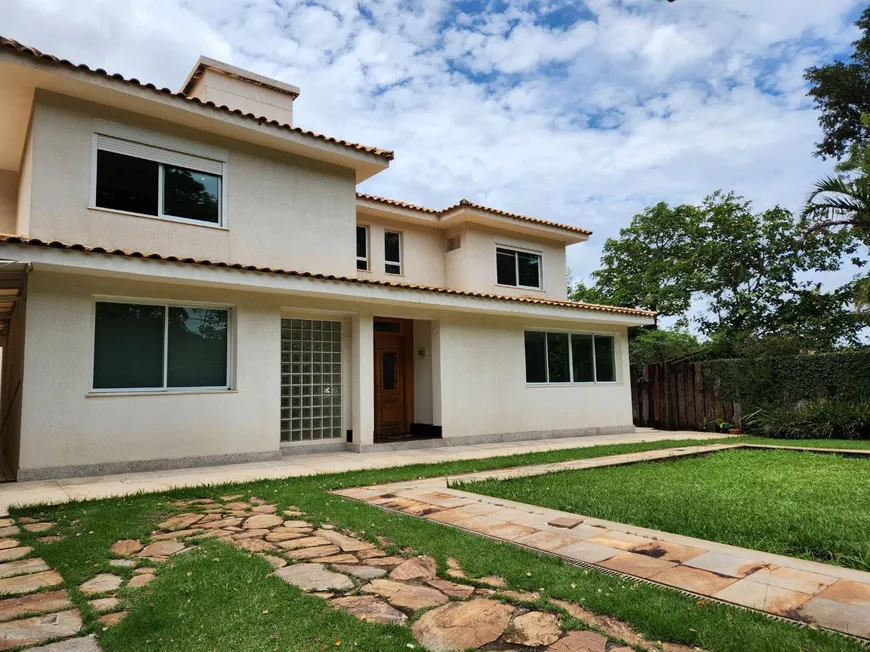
xmin=0 ymin=45 xmax=390 ymax=182
xmin=0 ymin=240 xmax=655 ymax=327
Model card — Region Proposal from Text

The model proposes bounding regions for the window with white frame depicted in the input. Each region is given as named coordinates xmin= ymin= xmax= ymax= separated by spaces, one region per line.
xmin=384 ymin=230 xmax=402 ymax=275
xmin=92 ymin=300 xmax=231 ymax=391
xmin=280 ymin=319 xmax=343 ymax=442
xmin=356 ymin=225 xmax=369 ymax=271
xmin=92 ymin=121 xmax=225 ymax=226
xmin=524 ymin=331 xmax=616 ymax=384
xmin=497 ymin=247 xmax=542 ymax=289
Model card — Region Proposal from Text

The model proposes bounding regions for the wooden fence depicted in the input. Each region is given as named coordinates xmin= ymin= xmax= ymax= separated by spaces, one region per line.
xmin=630 ymin=362 xmax=742 ymax=431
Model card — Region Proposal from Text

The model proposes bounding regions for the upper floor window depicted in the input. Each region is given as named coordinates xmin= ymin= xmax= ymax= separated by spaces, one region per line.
xmin=385 ymin=231 xmax=402 ymax=275
xmin=497 ymin=246 xmax=542 ymax=289
xmin=91 ymin=120 xmax=226 ymax=227
xmin=356 ymin=225 xmax=369 ymax=271
xmin=525 ymin=331 xmax=616 ymax=384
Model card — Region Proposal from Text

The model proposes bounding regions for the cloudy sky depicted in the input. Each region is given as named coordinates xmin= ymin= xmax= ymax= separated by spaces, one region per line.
xmin=2 ymin=0 xmax=867 ymax=297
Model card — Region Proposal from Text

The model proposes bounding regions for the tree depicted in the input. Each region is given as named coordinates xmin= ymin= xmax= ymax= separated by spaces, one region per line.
xmin=589 ymin=202 xmax=703 ymax=315
xmin=568 ymin=280 xmax=617 ymax=305
xmin=629 ymin=328 xmax=700 ymax=365
xmin=805 ymin=6 xmax=870 ymax=160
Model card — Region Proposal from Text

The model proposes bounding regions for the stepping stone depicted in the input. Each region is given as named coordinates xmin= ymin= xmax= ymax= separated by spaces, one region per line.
xmin=334 ymin=564 xmax=386 ymax=580
xmin=315 ymin=554 xmax=359 ymax=565
xmin=273 ymin=563 xmax=354 ymax=592
xmin=31 ymin=634 xmax=102 ymax=652
xmin=548 ymin=517 xmax=585 ymax=529
xmin=127 ymin=574 xmax=155 ymax=588
xmin=278 ymin=537 xmax=333 ymax=550
xmin=108 ymin=560 xmax=136 ymax=568
xmin=225 ymin=502 xmax=251 ymax=510
xmin=133 ymin=567 xmax=156 ymax=575
xmin=258 ymin=554 xmax=287 ymax=570
xmin=0 ymin=570 xmax=63 ymax=595
xmin=500 ymin=589 xmax=541 ymax=602
xmin=357 ymin=549 xmax=387 ymax=560
xmin=23 ymin=523 xmax=55 ymax=533
xmin=0 ymin=526 xmax=20 ymax=537
xmin=361 ymin=579 xmax=449 ymax=611
xmin=251 ymin=504 xmax=278 ymax=514
xmin=80 ymin=574 xmax=123 ymax=595
xmin=0 ymin=547 xmax=31 ymax=562
xmin=265 ymin=529 xmax=308 ymax=543
xmin=39 ymin=536 xmax=66 ymax=544
xmin=316 ymin=529 xmax=375 ymax=552
xmin=283 ymin=520 xmax=312 ymax=528
xmin=198 ymin=514 xmax=223 ymax=524
xmin=137 ymin=541 xmax=185 ymax=558
xmin=109 ymin=540 xmax=143 ymax=556
xmin=158 ymin=513 xmax=203 ymax=532
xmin=389 ymin=556 xmax=437 ymax=581
xmin=0 ymin=557 xmax=49 ymax=579
xmin=200 ymin=518 xmax=242 ymax=529
xmin=284 ymin=545 xmax=341 ymax=560
xmin=479 ymin=575 xmax=507 ymax=588
xmin=0 ymin=589 xmax=71 ymax=621
xmin=232 ymin=529 xmax=271 ymax=540
xmin=550 ymin=599 xmax=652 ymax=650
xmin=220 ymin=495 xmax=244 ymax=501
xmin=425 ymin=579 xmax=475 ymax=599
xmin=0 ymin=539 xmax=18 ymax=551
xmin=546 ymin=630 xmax=608 ymax=652
xmin=0 ymin=608 xmax=82 ymax=648
xmin=363 ymin=556 xmax=405 ymax=568
xmin=97 ymin=611 xmax=127 ymax=627
xmin=0 ymin=520 xmax=11 ymax=528
xmin=332 ymin=595 xmax=408 ymax=625
xmin=88 ymin=596 xmax=119 ymax=613
xmin=15 ymin=517 xmax=37 ymax=524
xmin=411 ymin=599 xmax=514 ymax=651
xmin=235 ymin=538 xmax=279 ymax=553
xmin=243 ymin=514 xmax=284 ymax=530
xmin=151 ymin=528 xmax=203 ymax=541
xmin=504 ymin=611 xmax=562 ymax=646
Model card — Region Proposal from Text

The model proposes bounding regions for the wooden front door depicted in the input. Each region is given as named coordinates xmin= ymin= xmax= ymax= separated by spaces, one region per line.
xmin=374 ymin=318 xmax=413 ymax=438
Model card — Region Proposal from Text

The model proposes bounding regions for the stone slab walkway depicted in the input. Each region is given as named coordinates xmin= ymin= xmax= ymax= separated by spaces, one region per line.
xmin=333 ymin=443 xmax=870 ymax=640
xmin=0 ymin=429 xmax=722 ymax=515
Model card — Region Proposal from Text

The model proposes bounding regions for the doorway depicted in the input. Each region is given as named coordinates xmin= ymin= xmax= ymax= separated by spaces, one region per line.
xmin=373 ymin=318 xmax=414 ymax=442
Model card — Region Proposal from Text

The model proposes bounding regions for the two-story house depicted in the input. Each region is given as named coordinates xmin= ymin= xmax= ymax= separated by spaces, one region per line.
xmin=0 ymin=37 xmax=655 ymax=481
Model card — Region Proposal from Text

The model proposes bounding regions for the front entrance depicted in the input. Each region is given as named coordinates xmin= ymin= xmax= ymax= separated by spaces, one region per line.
xmin=373 ymin=318 xmax=414 ymax=441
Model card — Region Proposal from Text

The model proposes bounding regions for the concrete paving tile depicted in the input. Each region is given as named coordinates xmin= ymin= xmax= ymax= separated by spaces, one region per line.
xmin=683 ymin=552 xmax=766 ymax=579
xmin=797 ymin=597 xmax=870 ymax=637
xmin=479 ymin=522 xmax=538 ymax=541
xmin=816 ymin=579 xmax=870 ymax=608
xmin=486 ymin=507 xmax=536 ymax=522
xmin=514 ymin=530 xmax=580 ymax=552
xmin=599 ymin=552 xmax=677 ymax=579
xmin=426 ymin=508 xmax=479 ymax=524
xmin=630 ymin=540 xmax=707 ymax=564
xmin=586 ymin=531 xmax=651 ymax=551
xmin=713 ymin=579 xmax=813 ymax=615
xmin=553 ymin=540 xmax=620 ymax=564
xmin=651 ymin=565 xmax=736 ymax=595
xmin=452 ymin=515 xmax=505 ymax=533
xmin=745 ymin=566 xmax=838 ymax=595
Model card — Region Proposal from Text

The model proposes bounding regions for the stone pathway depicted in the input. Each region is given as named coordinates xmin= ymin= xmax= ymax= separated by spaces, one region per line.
xmin=104 ymin=493 xmax=703 ymax=651
xmin=333 ymin=443 xmax=870 ymax=641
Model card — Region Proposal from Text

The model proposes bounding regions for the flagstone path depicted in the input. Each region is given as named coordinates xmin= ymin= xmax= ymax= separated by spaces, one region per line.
xmin=332 ymin=443 xmax=870 ymax=641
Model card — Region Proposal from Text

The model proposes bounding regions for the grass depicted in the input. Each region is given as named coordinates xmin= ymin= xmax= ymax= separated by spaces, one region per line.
xmin=9 ymin=436 xmax=869 ymax=652
xmin=459 ymin=447 xmax=870 ymax=571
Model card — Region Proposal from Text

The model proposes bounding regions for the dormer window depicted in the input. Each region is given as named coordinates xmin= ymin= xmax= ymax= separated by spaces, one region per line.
xmin=91 ymin=120 xmax=226 ymax=227
xmin=496 ymin=246 xmax=542 ymax=290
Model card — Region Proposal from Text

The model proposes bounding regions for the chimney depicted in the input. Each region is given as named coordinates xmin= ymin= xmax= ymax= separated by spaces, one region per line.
xmin=180 ymin=56 xmax=300 ymax=126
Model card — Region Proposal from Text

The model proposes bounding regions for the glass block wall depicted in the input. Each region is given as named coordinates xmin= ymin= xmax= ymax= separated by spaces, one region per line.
xmin=280 ymin=319 xmax=343 ymax=442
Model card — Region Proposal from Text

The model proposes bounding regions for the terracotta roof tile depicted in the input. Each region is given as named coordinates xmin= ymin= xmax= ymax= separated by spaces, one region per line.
xmin=356 ymin=193 xmax=592 ymax=236
xmin=0 ymin=36 xmax=393 ymax=161
xmin=0 ymin=236 xmax=654 ymax=318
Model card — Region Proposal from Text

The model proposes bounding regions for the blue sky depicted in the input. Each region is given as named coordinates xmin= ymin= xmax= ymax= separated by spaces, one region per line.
xmin=2 ymin=0 xmax=868 ymax=323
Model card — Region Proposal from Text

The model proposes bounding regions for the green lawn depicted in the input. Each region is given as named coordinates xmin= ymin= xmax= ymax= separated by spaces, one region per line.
xmin=10 ymin=436 xmax=868 ymax=652
xmin=459 ymin=447 xmax=870 ymax=571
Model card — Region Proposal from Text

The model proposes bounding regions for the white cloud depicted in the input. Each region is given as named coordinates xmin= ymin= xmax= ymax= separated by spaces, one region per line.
xmin=1 ymin=0 xmax=867 ymax=295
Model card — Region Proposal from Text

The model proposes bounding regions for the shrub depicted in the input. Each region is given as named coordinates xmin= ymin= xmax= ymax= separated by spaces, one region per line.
xmin=746 ymin=401 xmax=870 ymax=439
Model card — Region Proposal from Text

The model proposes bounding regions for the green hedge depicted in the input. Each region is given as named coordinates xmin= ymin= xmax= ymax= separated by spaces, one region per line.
xmin=704 ymin=348 xmax=870 ymax=408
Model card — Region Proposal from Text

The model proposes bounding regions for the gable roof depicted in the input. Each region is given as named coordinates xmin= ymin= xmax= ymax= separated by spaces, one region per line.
xmin=0 ymin=36 xmax=393 ymax=161
xmin=357 ymin=193 xmax=592 ymax=237
xmin=0 ymin=235 xmax=654 ymax=318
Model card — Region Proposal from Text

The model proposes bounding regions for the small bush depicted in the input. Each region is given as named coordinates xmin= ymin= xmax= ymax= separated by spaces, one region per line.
xmin=746 ymin=401 xmax=870 ymax=439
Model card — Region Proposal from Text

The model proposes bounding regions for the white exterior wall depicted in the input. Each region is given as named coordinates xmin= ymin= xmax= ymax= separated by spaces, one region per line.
xmin=446 ymin=226 xmax=569 ymax=300
xmin=0 ymin=169 xmax=18 ymax=234
xmin=358 ymin=217 xmax=446 ymax=288
xmin=437 ymin=313 xmax=633 ymax=438
xmin=17 ymin=270 xmax=282 ymax=476
xmin=24 ymin=91 xmax=357 ymax=276
xmin=189 ymin=70 xmax=294 ymax=126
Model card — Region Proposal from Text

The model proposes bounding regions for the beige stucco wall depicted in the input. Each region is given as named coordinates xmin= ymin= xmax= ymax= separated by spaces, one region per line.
xmin=446 ymin=226 xmax=569 ymax=300
xmin=24 ymin=91 xmax=357 ymax=276
xmin=16 ymin=126 xmax=32 ymax=235
xmin=436 ymin=313 xmax=632 ymax=438
xmin=357 ymin=216 xmax=446 ymax=288
xmin=0 ymin=169 xmax=18 ymax=234
xmin=17 ymin=270 xmax=283 ymax=475
xmin=189 ymin=69 xmax=295 ymax=126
